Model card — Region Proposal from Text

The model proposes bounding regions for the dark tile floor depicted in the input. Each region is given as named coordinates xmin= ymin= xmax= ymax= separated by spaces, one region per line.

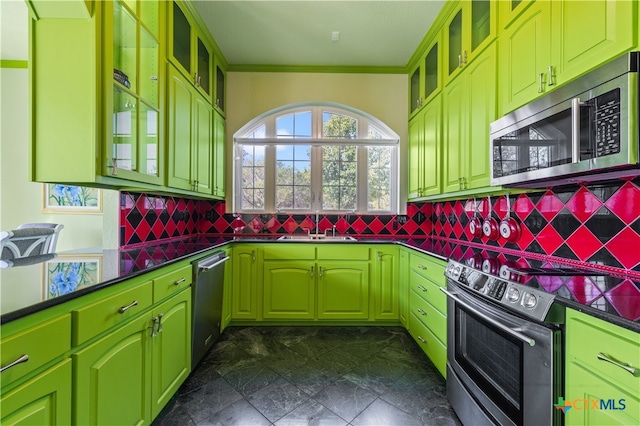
xmin=153 ymin=326 xmax=462 ymax=426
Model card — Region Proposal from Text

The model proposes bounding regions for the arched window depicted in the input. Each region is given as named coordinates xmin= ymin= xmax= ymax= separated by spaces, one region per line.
xmin=234 ymin=103 xmax=399 ymax=214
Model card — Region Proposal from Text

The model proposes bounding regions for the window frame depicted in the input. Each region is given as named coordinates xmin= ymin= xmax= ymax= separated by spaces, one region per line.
xmin=234 ymin=103 xmax=399 ymax=214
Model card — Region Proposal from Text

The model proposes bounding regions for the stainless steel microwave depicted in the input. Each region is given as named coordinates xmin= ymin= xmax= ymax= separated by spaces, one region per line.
xmin=490 ymin=52 xmax=640 ymax=187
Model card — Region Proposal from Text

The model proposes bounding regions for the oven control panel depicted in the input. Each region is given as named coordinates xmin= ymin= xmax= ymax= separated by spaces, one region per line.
xmin=445 ymin=260 xmax=557 ymax=322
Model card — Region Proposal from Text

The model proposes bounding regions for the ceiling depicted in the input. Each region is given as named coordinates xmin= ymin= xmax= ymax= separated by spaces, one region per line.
xmin=193 ymin=0 xmax=446 ymax=69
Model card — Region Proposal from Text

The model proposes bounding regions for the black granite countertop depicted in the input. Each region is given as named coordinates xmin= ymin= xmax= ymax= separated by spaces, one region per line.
xmin=1 ymin=235 xmax=637 ymax=333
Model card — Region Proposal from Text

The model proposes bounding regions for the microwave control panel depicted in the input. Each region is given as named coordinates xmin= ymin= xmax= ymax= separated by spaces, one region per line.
xmin=594 ymin=88 xmax=621 ymax=157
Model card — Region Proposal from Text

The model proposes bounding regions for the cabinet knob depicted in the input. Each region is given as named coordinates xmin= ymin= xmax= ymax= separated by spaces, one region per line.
xmin=0 ymin=354 xmax=29 ymax=373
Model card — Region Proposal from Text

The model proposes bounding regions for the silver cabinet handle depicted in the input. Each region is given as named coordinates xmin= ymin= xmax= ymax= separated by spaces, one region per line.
xmin=111 ymin=158 xmax=118 ymax=176
xmin=310 ymin=266 xmax=314 ymax=277
xmin=417 ymin=284 xmax=427 ymax=292
xmin=118 ymin=300 xmax=138 ymax=314
xmin=150 ymin=316 xmax=158 ymax=337
xmin=417 ymin=336 xmax=427 ymax=343
xmin=0 ymin=354 xmax=29 ymax=373
xmin=157 ymin=313 xmax=163 ymax=334
xmin=458 ymin=54 xmax=462 ymax=69
xmin=251 ymin=250 xmax=256 ymax=261
xmin=597 ymin=353 xmax=638 ymax=376
xmin=174 ymin=277 xmax=186 ymax=286
xmin=318 ymin=266 xmax=323 ymax=277
xmin=417 ymin=264 xmax=427 ymax=270
xmin=461 ymin=50 xmax=467 ymax=65
xmin=417 ymin=308 xmax=427 ymax=316
xmin=440 ymin=287 xmax=536 ymax=347
xmin=377 ymin=251 xmax=382 ymax=262
xmin=538 ymin=73 xmax=544 ymax=93
xmin=547 ymin=65 xmax=554 ymax=86
xmin=194 ymin=73 xmax=198 ymax=86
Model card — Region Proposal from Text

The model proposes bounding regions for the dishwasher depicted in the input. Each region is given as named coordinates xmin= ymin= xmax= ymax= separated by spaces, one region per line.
xmin=191 ymin=251 xmax=229 ymax=370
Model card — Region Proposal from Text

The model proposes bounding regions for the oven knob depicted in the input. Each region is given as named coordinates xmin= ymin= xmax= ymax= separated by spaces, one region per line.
xmin=522 ymin=292 xmax=537 ymax=309
xmin=506 ymin=286 xmax=520 ymax=303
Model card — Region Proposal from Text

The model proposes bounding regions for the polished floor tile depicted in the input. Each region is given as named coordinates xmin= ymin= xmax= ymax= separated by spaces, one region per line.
xmin=153 ymin=326 xmax=461 ymax=426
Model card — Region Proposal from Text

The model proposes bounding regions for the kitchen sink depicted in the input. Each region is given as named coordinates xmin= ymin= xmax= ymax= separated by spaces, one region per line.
xmin=276 ymin=235 xmax=357 ymax=242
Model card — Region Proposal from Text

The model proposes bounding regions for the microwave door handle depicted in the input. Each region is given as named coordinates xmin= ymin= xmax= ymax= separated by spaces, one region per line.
xmin=571 ymin=97 xmax=582 ymax=163
xmin=440 ymin=287 xmax=536 ymax=347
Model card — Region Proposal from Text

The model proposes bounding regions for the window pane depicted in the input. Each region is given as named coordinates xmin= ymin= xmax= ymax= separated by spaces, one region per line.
xmin=240 ymin=145 xmax=265 ymax=210
xmin=323 ymin=112 xmax=357 ymax=138
xmin=322 ymin=146 xmax=356 ymax=210
xmin=276 ymin=111 xmax=311 ymax=138
xmin=247 ymin=124 xmax=266 ymax=139
xmin=276 ymin=144 xmax=311 ymax=210
xmin=368 ymin=146 xmax=392 ymax=210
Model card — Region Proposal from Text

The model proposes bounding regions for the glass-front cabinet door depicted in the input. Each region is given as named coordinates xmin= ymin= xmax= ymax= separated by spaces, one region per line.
xmin=444 ymin=0 xmax=495 ymax=84
xmin=215 ymin=64 xmax=226 ymax=114
xmin=105 ymin=0 xmax=163 ymax=184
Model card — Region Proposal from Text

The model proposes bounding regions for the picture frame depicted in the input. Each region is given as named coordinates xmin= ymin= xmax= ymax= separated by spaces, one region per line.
xmin=42 ymin=255 xmax=102 ymax=299
xmin=42 ymin=184 xmax=102 ymax=213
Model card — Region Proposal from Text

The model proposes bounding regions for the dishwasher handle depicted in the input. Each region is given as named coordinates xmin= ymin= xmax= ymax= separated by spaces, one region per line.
xmin=198 ymin=255 xmax=230 ymax=272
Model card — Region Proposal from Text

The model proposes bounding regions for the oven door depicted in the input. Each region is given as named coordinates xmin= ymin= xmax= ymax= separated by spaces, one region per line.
xmin=444 ymin=281 xmax=562 ymax=426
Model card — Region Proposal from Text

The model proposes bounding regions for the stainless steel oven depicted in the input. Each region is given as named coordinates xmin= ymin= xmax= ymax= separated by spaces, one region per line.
xmin=490 ymin=51 xmax=640 ymax=187
xmin=442 ymin=260 xmax=564 ymax=426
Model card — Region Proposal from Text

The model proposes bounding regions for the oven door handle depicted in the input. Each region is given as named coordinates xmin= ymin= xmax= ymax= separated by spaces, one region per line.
xmin=440 ymin=287 xmax=536 ymax=347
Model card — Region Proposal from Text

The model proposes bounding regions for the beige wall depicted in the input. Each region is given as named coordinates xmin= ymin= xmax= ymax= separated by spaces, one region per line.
xmin=226 ymin=72 xmax=409 ymax=210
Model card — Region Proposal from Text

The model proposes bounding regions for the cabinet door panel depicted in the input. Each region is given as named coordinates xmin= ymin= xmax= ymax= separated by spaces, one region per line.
xmin=443 ymin=75 xmax=466 ymax=193
xmin=421 ymin=95 xmax=441 ymax=196
xmin=74 ymin=315 xmax=151 ymax=426
xmin=194 ymin=93 xmax=213 ymax=194
xmin=317 ymin=262 xmax=369 ymax=319
xmin=232 ymin=248 xmax=259 ymax=319
xmin=263 ymin=262 xmax=315 ymax=319
xmin=373 ymin=249 xmax=398 ymax=320
xmin=151 ymin=289 xmax=191 ymax=418
xmin=213 ymin=111 xmax=226 ymax=198
xmin=0 ymin=359 xmax=72 ymax=426
xmin=408 ymin=114 xmax=424 ymax=199
xmin=167 ymin=67 xmax=194 ymax=191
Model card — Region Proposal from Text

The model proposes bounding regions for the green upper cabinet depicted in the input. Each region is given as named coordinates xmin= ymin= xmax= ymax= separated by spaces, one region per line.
xmin=500 ymin=0 xmax=636 ymax=115
xmin=498 ymin=0 xmax=536 ymax=28
xmin=443 ymin=0 xmax=496 ymax=86
xmin=104 ymin=0 xmax=164 ymax=184
xmin=408 ymin=93 xmax=442 ymax=200
xmin=213 ymin=111 xmax=226 ymax=199
xmin=409 ymin=34 xmax=441 ymax=118
xmin=443 ymin=42 xmax=496 ymax=194
xmin=215 ymin=62 xmax=226 ymax=115
xmin=168 ymin=1 xmax=213 ymax=101
xmin=167 ymin=66 xmax=213 ymax=195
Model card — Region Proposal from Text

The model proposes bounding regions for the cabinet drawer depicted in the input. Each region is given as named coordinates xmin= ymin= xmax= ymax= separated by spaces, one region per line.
xmin=409 ymin=269 xmax=447 ymax=314
xmin=153 ymin=265 xmax=192 ymax=302
xmin=409 ymin=253 xmax=446 ymax=286
xmin=263 ymin=245 xmax=315 ymax=260
xmin=72 ymin=281 xmax=153 ymax=346
xmin=1 ymin=315 xmax=71 ymax=388
xmin=409 ymin=312 xmax=447 ymax=378
xmin=566 ymin=310 xmax=640 ymax=396
xmin=317 ymin=245 xmax=369 ymax=260
xmin=410 ymin=290 xmax=447 ymax=344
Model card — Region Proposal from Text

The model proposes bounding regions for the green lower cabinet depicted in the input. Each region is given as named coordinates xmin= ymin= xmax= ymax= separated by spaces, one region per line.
xmin=408 ymin=311 xmax=447 ymax=378
xmin=372 ymin=248 xmax=399 ymax=320
xmin=150 ymin=288 xmax=192 ymax=419
xmin=317 ymin=261 xmax=369 ymax=320
xmin=221 ymin=248 xmax=233 ymax=330
xmin=398 ymin=250 xmax=409 ymax=327
xmin=0 ymin=359 xmax=72 ymax=426
xmin=263 ymin=261 xmax=315 ymax=319
xmin=73 ymin=313 xmax=152 ymax=425
xmin=231 ymin=246 xmax=260 ymax=320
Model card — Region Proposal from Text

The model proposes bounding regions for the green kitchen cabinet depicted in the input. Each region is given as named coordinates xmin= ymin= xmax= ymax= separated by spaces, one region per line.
xmin=150 ymin=288 xmax=192 ymax=418
xmin=443 ymin=42 xmax=496 ymax=194
xmin=73 ymin=312 xmax=152 ymax=425
xmin=564 ymin=308 xmax=640 ymax=426
xmin=500 ymin=0 xmax=635 ymax=115
xmin=408 ymin=93 xmax=442 ymax=200
xmin=443 ymin=0 xmax=496 ymax=86
xmin=372 ymin=247 xmax=399 ymax=321
xmin=221 ymin=248 xmax=233 ymax=331
xmin=232 ymin=245 xmax=260 ymax=320
xmin=409 ymin=35 xmax=441 ymax=118
xmin=317 ymin=261 xmax=370 ymax=320
xmin=263 ymin=261 xmax=315 ymax=319
xmin=0 ymin=359 xmax=72 ymax=426
xmin=31 ymin=0 xmax=166 ymax=187
xmin=498 ymin=0 xmax=536 ymax=28
xmin=213 ymin=110 xmax=226 ymax=199
xmin=167 ymin=65 xmax=213 ymax=195
xmin=214 ymin=62 xmax=226 ymax=115
xmin=398 ymin=249 xmax=409 ymax=328
xmin=168 ymin=0 xmax=213 ymax=101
